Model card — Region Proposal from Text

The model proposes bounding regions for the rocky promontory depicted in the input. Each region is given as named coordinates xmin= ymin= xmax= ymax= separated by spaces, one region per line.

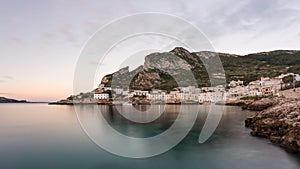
xmin=245 ymin=100 xmax=300 ymax=153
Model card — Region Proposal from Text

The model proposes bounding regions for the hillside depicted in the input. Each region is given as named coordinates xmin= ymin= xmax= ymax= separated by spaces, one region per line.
xmin=0 ymin=97 xmax=27 ymax=103
xmin=101 ymin=47 xmax=300 ymax=90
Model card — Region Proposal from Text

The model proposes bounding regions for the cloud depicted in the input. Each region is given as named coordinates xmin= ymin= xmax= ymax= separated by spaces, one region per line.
xmin=6 ymin=37 xmax=24 ymax=46
xmin=0 ymin=76 xmax=14 ymax=83
xmin=89 ymin=61 xmax=106 ymax=66
xmin=0 ymin=92 xmax=13 ymax=95
xmin=39 ymin=23 xmax=81 ymax=47
xmin=1 ymin=76 xmax=14 ymax=80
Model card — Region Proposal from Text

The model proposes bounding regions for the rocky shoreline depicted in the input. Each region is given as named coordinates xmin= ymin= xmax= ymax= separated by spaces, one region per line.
xmin=225 ymin=98 xmax=279 ymax=111
xmin=245 ymin=99 xmax=300 ymax=153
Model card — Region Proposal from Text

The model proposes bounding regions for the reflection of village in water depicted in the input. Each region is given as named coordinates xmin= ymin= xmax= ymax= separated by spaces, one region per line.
xmin=91 ymin=73 xmax=300 ymax=104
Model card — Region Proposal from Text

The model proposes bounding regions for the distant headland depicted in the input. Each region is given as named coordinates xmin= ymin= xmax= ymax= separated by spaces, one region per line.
xmin=0 ymin=97 xmax=27 ymax=103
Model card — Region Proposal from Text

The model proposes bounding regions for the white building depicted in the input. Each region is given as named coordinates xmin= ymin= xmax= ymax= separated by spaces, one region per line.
xmin=147 ymin=90 xmax=165 ymax=101
xmin=228 ymin=86 xmax=247 ymax=98
xmin=165 ymin=94 xmax=176 ymax=100
xmin=122 ymin=90 xmax=129 ymax=96
xmin=98 ymin=84 xmax=105 ymax=89
xmin=189 ymin=94 xmax=199 ymax=101
xmin=180 ymin=86 xmax=201 ymax=94
xmin=132 ymin=90 xmax=149 ymax=96
xmin=295 ymin=74 xmax=300 ymax=81
xmin=229 ymin=80 xmax=244 ymax=88
xmin=201 ymin=87 xmax=215 ymax=92
xmin=147 ymin=92 xmax=166 ymax=101
xmin=214 ymin=85 xmax=226 ymax=92
xmin=198 ymin=92 xmax=225 ymax=102
xmin=104 ymin=87 xmax=112 ymax=91
xmin=112 ymin=88 xmax=124 ymax=95
xmin=94 ymin=93 xmax=109 ymax=100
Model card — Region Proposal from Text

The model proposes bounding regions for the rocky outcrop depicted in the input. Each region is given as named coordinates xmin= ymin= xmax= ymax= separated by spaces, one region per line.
xmin=245 ymin=101 xmax=300 ymax=153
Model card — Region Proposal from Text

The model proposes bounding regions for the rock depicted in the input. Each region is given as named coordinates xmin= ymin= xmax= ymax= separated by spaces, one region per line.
xmin=244 ymin=98 xmax=279 ymax=111
xmin=281 ymin=126 xmax=300 ymax=153
xmin=270 ymin=136 xmax=282 ymax=144
xmin=227 ymin=98 xmax=278 ymax=111
xmin=245 ymin=100 xmax=300 ymax=153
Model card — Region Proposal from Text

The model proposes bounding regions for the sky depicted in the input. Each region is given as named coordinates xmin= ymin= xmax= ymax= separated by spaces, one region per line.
xmin=1 ymin=0 xmax=300 ymax=102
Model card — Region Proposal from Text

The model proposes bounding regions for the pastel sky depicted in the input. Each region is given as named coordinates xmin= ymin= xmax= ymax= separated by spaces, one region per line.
xmin=1 ymin=0 xmax=300 ymax=102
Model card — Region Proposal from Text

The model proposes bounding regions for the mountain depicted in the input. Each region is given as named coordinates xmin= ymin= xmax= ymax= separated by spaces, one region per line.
xmin=100 ymin=47 xmax=300 ymax=90
xmin=0 ymin=97 xmax=27 ymax=103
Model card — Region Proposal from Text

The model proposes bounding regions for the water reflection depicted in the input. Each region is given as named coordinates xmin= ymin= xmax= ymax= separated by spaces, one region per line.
xmin=0 ymin=104 xmax=299 ymax=169
xmin=76 ymin=104 xmax=200 ymax=158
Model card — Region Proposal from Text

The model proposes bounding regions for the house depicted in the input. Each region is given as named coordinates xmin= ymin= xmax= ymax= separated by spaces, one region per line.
xmin=132 ymin=90 xmax=149 ymax=96
xmin=198 ymin=92 xmax=224 ymax=102
xmin=213 ymin=85 xmax=226 ymax=92
xmin=94 ymin=93 xmax=109 ymax=100
xmin=260 ymin=77 xmax=270 ymax=81
xmin=98 ymin=84 xmax=105 ymax=89
xmin=201 ymin=87 xmax=215 ymax=92
xmin=170 ymin=91 xmax=180 ymax=95
xmin=228 ymin=80 xmax=244 ymax=88
xmin=198 ymin=93 xmax=211 ymax=102
xmin=147 ymin=90 xmax=166 ymax=101
xmin=189 ymin=94 xmax=199 ymax=101
xmin=198 ymin=93 xmax=212 ymax=102
xmin=180 ymin=93 xmax=196 ymax=101
xmin=261 ymin=86 xmax=273 ymax=96
xmin=112 ymin=88 xmax=123 ymax=95
xmin=165 ymin=94 xmax=176 ymax=101
xmin=122 ymin=90 xmax=129 ymax=96
xmin=295 ymin=74 xmax=300 ymax=81
xmin=247 ymin=82 xmax=261 ymax=96
xmin=104 ymin=87 xmax=112 ymax=91
xmin=179 ymin=86 xmax=201 ymax=94
xmin=228 ymin=86 xmax=247 ymax=98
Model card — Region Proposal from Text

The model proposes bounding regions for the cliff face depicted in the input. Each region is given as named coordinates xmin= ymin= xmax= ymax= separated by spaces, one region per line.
xmin=245 ymin=100 xmax=300 ymax=153
xmin=144 ymin=51 xmax=192 ymax=73
xmin=101 ymin=47 xmax=211 ymax=90
xmin=100 ymin=47 xmax=300 ymax=90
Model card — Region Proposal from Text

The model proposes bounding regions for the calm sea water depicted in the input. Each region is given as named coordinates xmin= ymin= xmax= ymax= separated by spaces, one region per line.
xmin=0 ymin=103 xmax=299 ymax=169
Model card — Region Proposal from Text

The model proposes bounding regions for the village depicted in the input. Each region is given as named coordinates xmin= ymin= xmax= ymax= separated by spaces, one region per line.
xmin=93 ymin=73 xmax=300 ymax=105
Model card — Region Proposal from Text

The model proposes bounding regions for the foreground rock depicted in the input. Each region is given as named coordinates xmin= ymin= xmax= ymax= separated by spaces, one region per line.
xmin=245 ymin=101 xmax=300 ymax=153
